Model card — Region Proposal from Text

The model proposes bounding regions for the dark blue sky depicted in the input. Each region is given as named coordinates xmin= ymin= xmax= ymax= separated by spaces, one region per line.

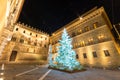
xmin=18 ymin=0 xmax=120 ymax=34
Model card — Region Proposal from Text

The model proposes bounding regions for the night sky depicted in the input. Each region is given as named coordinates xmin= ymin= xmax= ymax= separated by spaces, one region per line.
xmin=18 ymin=0 xmax=120 ymax=34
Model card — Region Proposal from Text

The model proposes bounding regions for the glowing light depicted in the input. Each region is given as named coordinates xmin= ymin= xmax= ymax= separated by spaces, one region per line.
xmin=49 ymin=28 xmax=83 ymax=71
xmin=1 ymin=64 xmax=4 ymax=70
xmin=6 ymin=1 xmax=10 ymax=17
xmin=0 ymin=77 xmax=4 ymax=80
xmin=7 ymin=35 xmax=12 ymax=41
xmin=79 ymin=17 xmax=83 ymax=20
xmin=0 ymin=73 xmax=4 ymax=75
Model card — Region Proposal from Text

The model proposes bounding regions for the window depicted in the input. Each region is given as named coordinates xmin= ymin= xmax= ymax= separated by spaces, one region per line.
xmin=23 ymin=30 xmax=25 ymax=33
xmin=88 ymin=38 xmax=93 ymax=45
xmin=11 ymin=37 xmax=16 ymax=41
xmin=45 ymin=38 xmax=47 ymax=40
xmin=41 ymin=56 xmax=47 ymax=60
xmin=80 ymin=41 xmax=85 ymax=46
xmin=39 ymin=44 xmax=42 ymax=47
xmin=30 ymin=33 xmax=32 ymax=35
xmin=93 ymin=22 xmax=98 ymax=29
xmin=28 ymin=41 xmax=31 ymax=44
xmin=76 ymin=54 xmax=79 ymax=59
xmin=16 ymin=28 xmax=18 ymax=31
xmin=85 ymin=26 xmax=90 ymax=32
xmin=44 ymin=45 xmax=47 ymax=48
xmin=104 ymin=50 xmax=110 ymax=56
xmin=34 ymin=42 xmax=37 ymax=46
xmin=19 ymin=39 xmax=24 ymax=43
xmin=71 ymin=32 xmax=76 ymax=37
xmin=36 ymin=34 xmax=37 ymax=37
xmin=98 ymin=35 xmax=104 ymax=42
xmin=78 ymin=29 xmax=82 ymax=34
xmin=92 ymin=51 xmax=97 ymax=57
xmin=28 ymin=38 xmax=31 ymax=44
xmin=83 ymin=53 xmax=87 ymax=58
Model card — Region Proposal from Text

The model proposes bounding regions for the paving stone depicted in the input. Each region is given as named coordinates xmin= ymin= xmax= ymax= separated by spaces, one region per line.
xmin=0 ymin=64 xmax=120 ymax=80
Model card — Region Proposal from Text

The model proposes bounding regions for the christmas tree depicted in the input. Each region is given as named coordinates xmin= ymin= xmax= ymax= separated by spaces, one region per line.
xmin=49 ymin=28 xmax=83 ymax=72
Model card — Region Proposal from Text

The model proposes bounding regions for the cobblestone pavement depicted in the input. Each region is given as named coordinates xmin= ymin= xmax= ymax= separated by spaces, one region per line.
xmin=0 ymin=64 xmax=120 ymax=80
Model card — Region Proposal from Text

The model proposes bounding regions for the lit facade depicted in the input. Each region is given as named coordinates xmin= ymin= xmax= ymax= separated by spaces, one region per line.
xmin=0 ymin=0 xmax=25 ymax=63
xmin=50 ymin=7 xmax=120 ymax=69
xmin=0 ymin=23 xmax=49 ymax=63
xmin=0 ymin=0 xmax=49 ymax=64
xmin=0 ymin=1 xmax=120 ymax=68
xmin=0 ymin=0 xmax=24 ymax=37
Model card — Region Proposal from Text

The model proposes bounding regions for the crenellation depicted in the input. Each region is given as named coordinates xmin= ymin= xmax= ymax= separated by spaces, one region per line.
xmin=21 ymin=23 xmax=24 ymax=26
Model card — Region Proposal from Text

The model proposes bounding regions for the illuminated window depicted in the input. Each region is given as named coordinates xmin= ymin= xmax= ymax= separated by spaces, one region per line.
xmin=16 ymin=28 xmax=18 ymax=31
xmin=80 ymin=41 xmax=85 ymax=46
xmin=83 ymin=53 xmax=87 ymax=58
xmin=93 ymin=22 xmax=98 ymax=29
xmin=78 ymin=29 xmax=82 ymax=34
xmin=98 ymin=35 xmax=104 ymax=42
xmin=104 ymin=50 xmax=110 ymax=56
xmin=85 ymin=26 xmax=90 ymax=31
xmin=92 ymin=51 xmax=97 ymax=57
xmin=88 ymin=38 xmax=93 ymax=44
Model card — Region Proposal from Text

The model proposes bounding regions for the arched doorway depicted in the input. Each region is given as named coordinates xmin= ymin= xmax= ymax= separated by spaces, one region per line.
xmin=9 ymin=50 xmax=17 ymax=61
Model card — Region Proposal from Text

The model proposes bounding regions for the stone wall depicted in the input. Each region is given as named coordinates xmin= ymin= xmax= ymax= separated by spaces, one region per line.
xmin=75 ymin=41 xmax=120 ymax=69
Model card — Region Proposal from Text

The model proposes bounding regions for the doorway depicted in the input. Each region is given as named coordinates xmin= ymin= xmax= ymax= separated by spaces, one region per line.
xmin=9 ymin=51 xmax=17 ymax=61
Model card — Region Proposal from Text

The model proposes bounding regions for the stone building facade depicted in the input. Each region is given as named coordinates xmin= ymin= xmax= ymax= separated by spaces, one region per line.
xmin=0 ymin=23 xmax=49 ymax=64
xmin=0 ymin=0 xmax=25 ymax=63
xmin=0 ymin=0 xmax=49 ymax=64
xmin=50 ymin=7 xmax=120 ymax=69
xmin=0 ymin=0 xmax=120 ymax=68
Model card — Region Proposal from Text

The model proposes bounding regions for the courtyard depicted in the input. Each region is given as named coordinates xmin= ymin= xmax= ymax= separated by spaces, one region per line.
xmin=0 ymin=64 xmax=120 ymax=80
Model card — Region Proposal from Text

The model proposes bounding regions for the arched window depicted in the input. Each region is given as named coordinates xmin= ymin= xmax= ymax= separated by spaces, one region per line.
xmin=23 ymin=30 xmax=25 ymax=33
xmin=30 ymin=33 xmax=32 ymax=35
xmin=93 ymin=22 xmax=98 ymax=29
xmin=85 ymin=26 xmax=90 ymax=32
xmin=11 ymin=37 xmax=16 ymax=41
xmin=36 ymin=34 xmax=38 ymax=37
xmin=16 ymin=28 xmax=18 ymax=31
xmin=20 ymin=39 xmax=24 ymax=43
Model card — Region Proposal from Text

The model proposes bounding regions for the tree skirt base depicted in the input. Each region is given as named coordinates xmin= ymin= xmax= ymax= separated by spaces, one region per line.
xmin=48 ymin=66 xmax=86 ymax=73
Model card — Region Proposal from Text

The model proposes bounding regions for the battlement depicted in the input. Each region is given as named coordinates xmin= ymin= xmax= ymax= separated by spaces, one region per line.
xmin=16 ymin=22 xmax=49 ymax=36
